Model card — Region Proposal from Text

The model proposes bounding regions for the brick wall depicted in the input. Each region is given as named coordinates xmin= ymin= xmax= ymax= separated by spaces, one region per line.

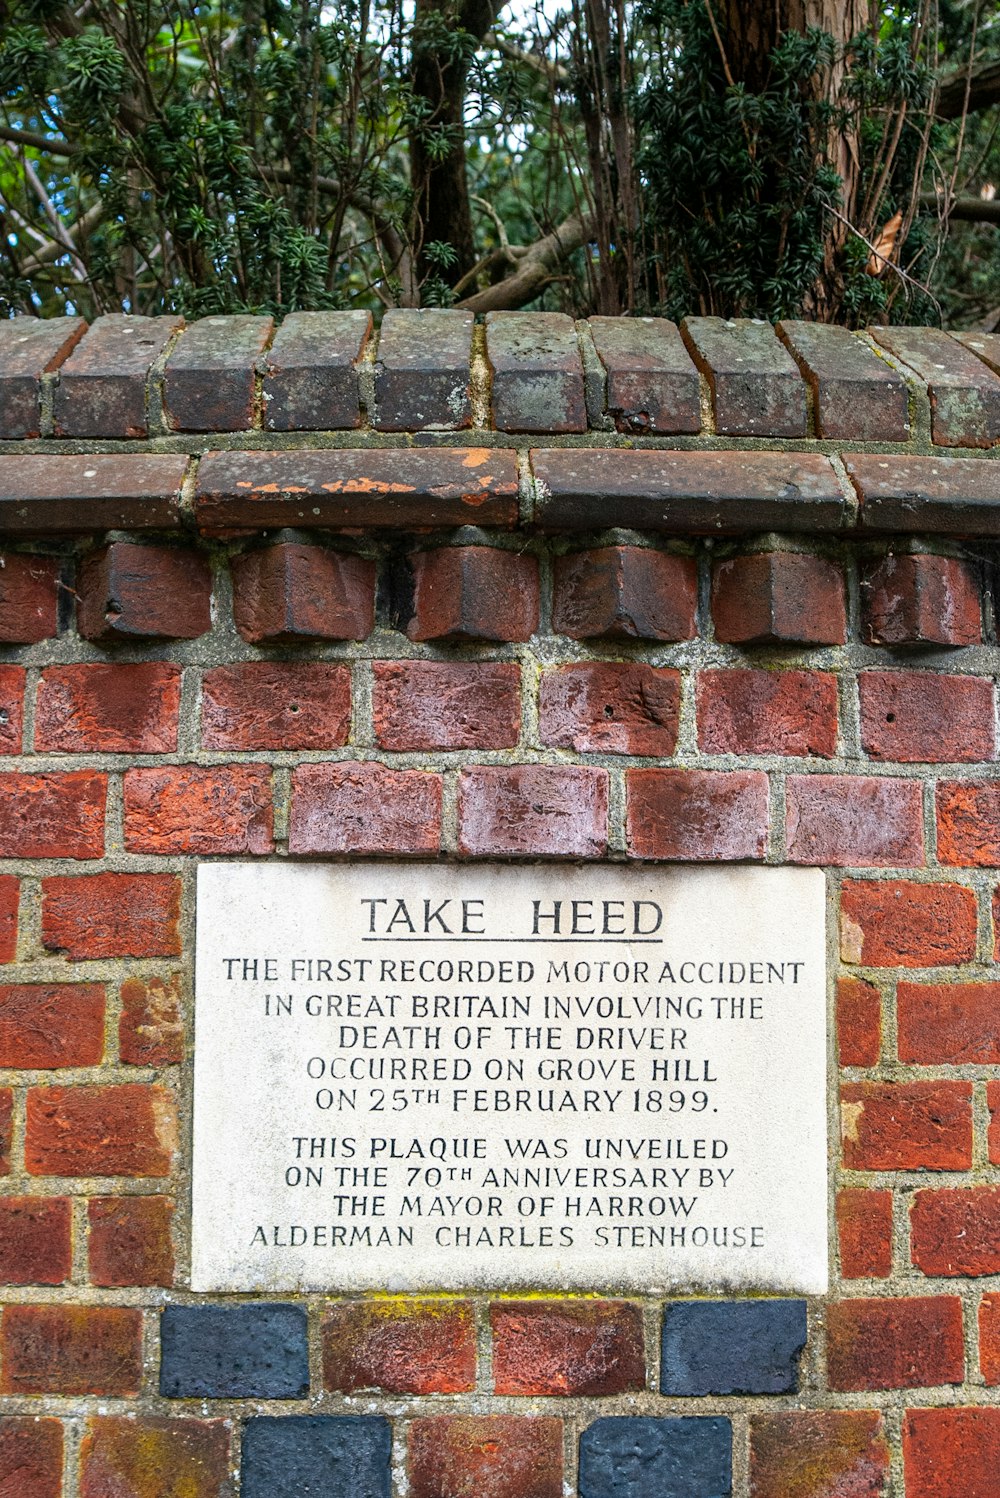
xmin=0 ymin=308 xmax=999 ymax=1497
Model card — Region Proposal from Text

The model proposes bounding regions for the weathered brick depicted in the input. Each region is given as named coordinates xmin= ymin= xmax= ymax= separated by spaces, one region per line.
xmin=81 ymin=1416 xmax=231 ymax=1498
xmin=26 ymin=1084 xmax=177 ymax=1177
xmin=786 ymin=775 xmax=923 ymax=867
xmin=627 ymin=769 xmax=768 ymax=861
xmin=911 ymin=1188 xmax=1000 ymax=1276
xmin=163 ymin=314 xmax=274 ymax=431
xmin=778 ymin=320 xmax=909 ymax=441
xmin=262 ymin=309 xmax=371 ymax=430
xmin=837 ymin=977 xmax=882 ymax=1067
xmin=750 ymin=1411 xmax=890 ymax=1498
xmin=77 ymin=542 xmax=211 ymax=642
xmin=579 ymin=1417 xmax=732 ymax=1498
xmin=988 ymin=1080 xmax=1000 ymax=1164
xmin=486 ymin=311 xmax=585 ymax=433
xmin=848 ymin=454 xmax=1000 ymax=535
xmin=531 ymin=449 xmax=843 ymax=532
xmin=903 ymin=1407 xmax=1000 ymax=1498
xmin=0 ymin=1093 xmax=12 ymax=1175
xmin=551 ymin=547 xmax=697 ymax=641
xmin=408 ymin=547 xmax=539 ymax=642
xmin=0 ymin=1198 xmax=71 ymax=1285
xmin=375 ymin=308 xmax=473 ymax=429
xmin=827 ymin=1297 xmax=963 ymax=1392
xmin=859 ymin=671 xmax=994 ymax=763
xmin=242 ymin=1417 xmax=390 ymax=1498
xmin=698 ymin=670 xmax=837 ymax=757
xmin=196 ymin=448 xmax=519 ymax=532
xmin=409 ymin=1416 xmax=563 ymax=1498
xmin=0 ymin=668 xmax=23 ymax=755
xmin=898 ymin=981 xmax=1000 ymax=1064
xmin=861 ymin=554 xmax=981 ymax=647
xmin=937 ymin=780 xmax=1000 ymax=866
xmin=711 ymin=551 xmax=846 ymax=645
xmin=588 ymin=316 xmax=701 ymax=434
xmin=661 ymin=1300 xmax=806 ymax=1396
xmin=682 ymin=316 xmax=807 ymax=435
xmin=540 ymin=664 xmax=681 ymax=755
xmin=290 ymin=762 xmax=441 ymax=855
xmin=202 ymin=662 xmax=351 ymax=751
xmin=231 ymin=543 xmax=375 ymax=643
xmin=841 ymin=1081 xmax=972 ymax=1170
xmin=374 ymin=662 xmax=520 ymax=751
xmin=837 ymin=1188 xmax=893 ymax=1279
xmin=840 ymin=879 xmax=977 ymax=968
xmin=0 ymin=1416 xmax=63 ymax=1498
xmin=0 ymin=454 xmax=187 ymax=534
xmin=0 ymin=1306 xmax=143 ymax=1396
xmin=980 ymin=1295 xmax=1000 ymax=1384
xmin=160 ymin=1304 xmax=308 ymax=1398
xmin=0 ymin=984 xmax=104 ymax=1068
xmin=0 ymin=553 xmax=61 ymax=643
xmin=42 ymin=873 xmax=180 ymax=960
xmin=53 ymin=314 xmax=182 ymax=438
xmin=0 ymin=314 xmax=86 ymax=437
xmin=0 ymin=878 xmax=17 ymax=964
xmin=35 ymin=663 xmax=181 ymax=754
xmin=88 ymin=1197 xmax=174 ymax=1287
xmin=0 ymin=771 xmax=105 ymax=859
xmin=458 ymin=766 xmax=608 ymax=858
xmin=118 ymin=975 xmax=184 ymax=1066
xmin=871 ymin=325 xmax=1000 ymax=446
xmin=124 ymin=766 xmax=273 ymax=855
xmin=322 ymin=1300 xmax=476 ymax=1394
xmin=491 ymin=1301 xmax=644 ymax=1396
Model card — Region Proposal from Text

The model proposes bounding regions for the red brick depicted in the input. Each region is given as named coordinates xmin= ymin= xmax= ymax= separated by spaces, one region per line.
xmin=231 ymin=543 xmax=375 ymax=643
xmin=871 ymin=324 xmax=1000 ymax=447
xmin=827 ymin=1297 xmax=963 ymax=1392
xmin=35 ymin=663 xmax=180 ymax=754
xmin=0 ymin=771 xmax=105 ymax=859
xmin=749 ymin=1410 xmax=890 ymax=1498
xmin=374 ymin=663 xmax=521 ymax=751
xmin=551 ymin=547 xmax=697 ymax=641
xmin=491 ymin=1301 xmax=645 ymax=1396
xmin=540 ymin=664 xmax=680 ymax=755
xmin=911 ymin=1188 xmax=1000 ymax=1276
xmin=408 ymin=547 xmax=539 ymax=642
xmin=994 ymin=886 xmax=1000 ymax=959
xmin=290 ymin=762 xmax=441 ymax=855
xmin=262 ymin=309 xmax=370 ymax=431
xmin=123 ymin=766 xmax=273 ymax=854
xmin=837 ymin=1189 xmax=893 ymax=1279
xmin=903 ymin=1407 xmax=1000 ymax=1498
xmin=459 ymin=766 xmax=608 ymax=858
xmin=712 ymin=552 xmax=846 ymax=645
xmin=119 ymin=975 xmax=184 ymax=1066
xmin=841 ymin=1082 xmax=972 ymax=1171
xmin=408 ymin=1416 xmax=562 ymax=1498
xmin=26 ymin=1085 xmax=177 ymax=1178
xmin=88 ymin=1197 xmax=174 ymax=1287
xmin=779 ymin=319 xmax=909 ymax=441
xmin=589 ymin=316 xmax=701 ymax=435
xmin=0 ymin=1198 xmax=71 ymax=1286
xmin=487 ymin=311 xmax=585 ymax=433
xmin=979 ymin=1296 xmax=1000 ymax=1383
xmin=683 ymin=316 xmax=807 ymax=436
xmin=838 ymin=977 xmax=882 ymax=1067
xmin=81 ymin=1416 xmax=231 ymax=1498
xmin=163 ymin=313 xmax=273 ymax=431
xmin=0 ymin=1305 xmax=143 ymax=1396
xmin=861 ymin=554 xmax=981 ymax=647
xmin=0 ymin=553 xmax=61 ymax=643
xmin=0 ymin=313 xmax=86 ymax=438
xmin=937 ymin=780 xmax=1000 ymax=866
xmin=53 ymin=313 xmax=182 ymax=439
xmin=77 ymin=541 xmax=212 ymax=641
xmin=0 ymin=878 xmax=18 ymax=964
xmin=0 ymin=1092 xmax=12 ymax=1174
xmin=626 ymin=769 xmax=768 ymax=861
xmin=898 ymin=982 xmax=1000 ymax=1064
xmin=202 ymin=662 xmax=351 ymax=750
xmin=860 ymin=672 xmax=994 ymax=763
xmin=322 ymin=1300 xmax=475 ymax=1394
xmin=840 ymin=880 xmax=977 ymax=968
xmin=786 ymin=775 xmax=923 ymax=867
xmin=0 ymin=984 xmax=104 ymax=1068
xmin=698 ymin=669 xmax=837 ymax=757
xmin=375 ymin=308 xmax=473 ymax=431
xmin=0 ymin=1417 xmax=64 ymax=1498
xmin=42 ymin=874 xmax=180 ymax=960
xmin=989 ymin=1080 xmax=1000 ymax=1164
xmin=0 ymin=669 xmax=23 ymax=756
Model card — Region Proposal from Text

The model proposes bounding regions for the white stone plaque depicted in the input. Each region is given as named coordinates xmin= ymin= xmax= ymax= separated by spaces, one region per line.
xmin=192 ymin=862 xmax=828 ymax=1294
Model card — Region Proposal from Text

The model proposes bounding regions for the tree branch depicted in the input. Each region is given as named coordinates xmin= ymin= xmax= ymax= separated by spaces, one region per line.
xmin=0 ymin=125 xmax=80 ymax=157
xmin=484 ymin=32 xmax=571 ymax=85
xmin=936 ymin=58 xmax=1000 ymax=120
xmin=458 ymin=210 xmax=592 ymax=312
xmin=920 ymin=192 xmax=1000 ymax=225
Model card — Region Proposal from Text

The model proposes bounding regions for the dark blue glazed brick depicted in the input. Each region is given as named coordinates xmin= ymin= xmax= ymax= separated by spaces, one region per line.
xmin=160 ymin=1304 xmax=309 ymax=1398
xmin=660 ymin=1300 xmax=807 ymax=1396
xmin=242 ymin=1416 xmax=391 ymax=1498
xmin=580 ymin=1417 xmax=731 ymax=1498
